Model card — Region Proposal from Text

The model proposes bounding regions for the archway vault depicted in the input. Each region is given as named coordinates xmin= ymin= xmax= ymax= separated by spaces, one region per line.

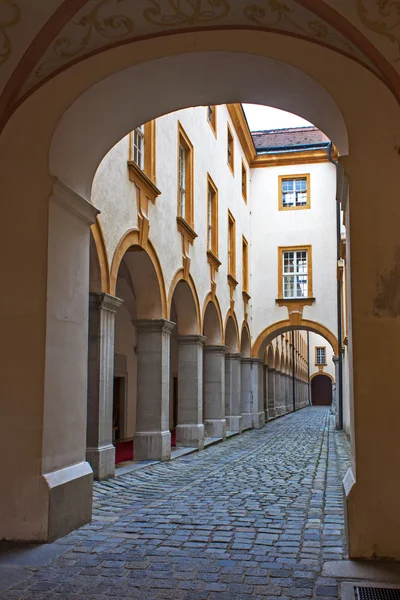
xmin=168 ymin=268 xmax=201 ymax=335
xmin=252 ymin=318 xmax=338 ymax=358
xmin=310 ymin=372 xmax=335 ymax=383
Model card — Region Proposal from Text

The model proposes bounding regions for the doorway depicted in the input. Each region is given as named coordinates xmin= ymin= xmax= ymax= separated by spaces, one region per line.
xmin=311 ymin=374 xmax=332 ymax=406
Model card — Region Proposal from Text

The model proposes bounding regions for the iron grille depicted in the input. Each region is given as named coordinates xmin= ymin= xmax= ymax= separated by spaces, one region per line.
xmin=355 ymin=587 xmax=400 ymax=600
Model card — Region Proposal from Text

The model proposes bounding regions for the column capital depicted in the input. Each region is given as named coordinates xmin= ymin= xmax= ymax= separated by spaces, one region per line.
xmin=204 ymin=344 xmax=228 ymax=354
xmin=177 ymin=334 xmax=206 ymax=345
xmin=51 ymin=179 xmax=100 ymax=225
xmin=267 ymin=366 xmax=275 ymax=372
xmin=241 ymin=357 xmax=252 ymax=365
xmin=251 ymin=357 xmax=264 ymax=366
xmin=89 ymin=292 xmax=123 ymax=313
xmin=133 ymin=318 xmax=176 ymax=333
xmin=226 ymin=352 xmax=242 ymax=360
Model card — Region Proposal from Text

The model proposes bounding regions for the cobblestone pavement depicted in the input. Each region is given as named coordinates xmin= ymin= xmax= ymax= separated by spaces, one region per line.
xmin=2 ymin=407 xmax=351 ymax=600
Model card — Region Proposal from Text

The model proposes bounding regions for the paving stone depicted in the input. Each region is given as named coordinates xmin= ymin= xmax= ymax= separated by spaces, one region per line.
xmin=0 ymin=408 xmax=351 ymax=599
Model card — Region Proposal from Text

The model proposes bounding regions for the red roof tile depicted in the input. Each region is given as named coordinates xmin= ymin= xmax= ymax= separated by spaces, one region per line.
xmin=251 ymin=126 xmax=330 ymax=151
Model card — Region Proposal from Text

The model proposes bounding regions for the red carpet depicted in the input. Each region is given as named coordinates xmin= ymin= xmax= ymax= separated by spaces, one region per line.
xmin=114 ymin=431 xmax=176 ymax=464
xmin=114 ymin=440 xmax=133 ymax=464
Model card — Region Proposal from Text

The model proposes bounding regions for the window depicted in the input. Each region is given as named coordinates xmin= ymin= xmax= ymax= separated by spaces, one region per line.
xmin=133 ymin=126 xmax=144 ymax=169
xmin=241 ymin=160 xmax=247 ymax=202
xmin=207 ymin=175 xmax=218 ymax=256
xmin=227 ymin=124 xmax=234 ymax=173
xmin=177 ymin=123 xmax=194 ymax=226
xmin=228 ymin=211 xmax=236 ymax=276
xmin=278 ymin=245 xmax=312 ymax=299
xmin=207 ymin=105 xmax=217 ymax=135
xmin=315 ymin=347 xmax=326 ymax=365
xmin=279 ymin=174 xmax=310 ymax=210
xmin=242 ymin=236 xmax=249 ymax=292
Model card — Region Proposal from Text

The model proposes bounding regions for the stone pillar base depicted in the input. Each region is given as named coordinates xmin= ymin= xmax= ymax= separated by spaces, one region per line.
xmin=176 ymin=424 xmax=204 ymax=449
xmin=134 ymin=431 xmax=171 ymax=461
xmin=241 ymin=412 xmax=253 ymax=430
xmin=204 ymin=418 xmax=226 ymax=439
xmin=253 ymin=411 xmax=265 ymax=429
xmin=43 ymin=462 xmax=93 ymax=542
xmin=268 ymin=408 xmax=276 ymax=420
xmin=226 ymin=415 xmax=242 ymax=433
xmin=86 ymin=444 xmax=115 ymax=480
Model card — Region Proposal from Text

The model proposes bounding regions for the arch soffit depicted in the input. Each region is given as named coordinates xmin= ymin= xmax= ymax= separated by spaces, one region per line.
xmin=2 ymin=2 xmax=400 ymax=133
xmin=266 ymin=344 xmax=275 ymax=368
xmin=110 ymin=229 xmax=167 ymax=318
xmin=49 ymin=51 xmax=349 ymax=200
xmin=252 ymin=319 xmax=339 ymax=358
xmin=224 ymin=310 xmax=240 ymax=352
xmin=90 ymin=219 xmax=110 ymax=293
xmin=310 ymin=372 xmax=335 ymax=383
xmin=202 ymin=293 xmax=223 ymax=344
xmin=167 ymin=268 xmax=201 ymax=334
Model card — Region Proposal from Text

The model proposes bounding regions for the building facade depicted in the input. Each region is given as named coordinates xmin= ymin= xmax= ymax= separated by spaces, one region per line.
xmin=86 ymin=104 xmax=341 ymax=481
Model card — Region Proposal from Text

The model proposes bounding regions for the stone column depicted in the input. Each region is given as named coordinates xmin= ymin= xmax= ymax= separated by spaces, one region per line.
xmin=203 ymin=345 xmax=227 ymax=439
xmin=267 ymin=367 xmax=276 ymax=419
xmin=276 ymin=371 xmax=284 ymax=416
xmin=86 ymin=293 xmax=123 ymax=480
xmin=133 ymin=319 xmax=175 ymax=460
xmin=176 ymin=335 xmax=206 ymax=449
xmin=251 ymin=358 xmax=265 ymax=429
xmin=241 ymin=357 xmax=253 ymax=430
xmin=225 ymin=353 xmax=242 ymax=432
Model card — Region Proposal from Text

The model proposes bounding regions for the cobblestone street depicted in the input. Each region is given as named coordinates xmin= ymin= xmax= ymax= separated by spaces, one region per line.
xmin=1 ymin=407 xmax=351 ymax=599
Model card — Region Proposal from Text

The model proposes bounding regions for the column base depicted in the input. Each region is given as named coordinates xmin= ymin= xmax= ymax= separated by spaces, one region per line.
xmin=253 ymin=411 xmax=265 ymax=429
xmin=176 ymin=424 xmax=204 ymax=449
xmin=134 ymin=431 xmax=171 ymax=461
xmin=86 ymin=444 xmax=115 ymax=480
xmin=204 ymin=419 xmax=226 ymax=440
xmin=241 ymin=412 xmax=253 ymax=430
xmin=43 ymin=462 xmax=93 ymax=542
xmin=267 ymin=408 xmax=276 ymax=420
xmin=226 ymin=415 xmax=242 ymax=433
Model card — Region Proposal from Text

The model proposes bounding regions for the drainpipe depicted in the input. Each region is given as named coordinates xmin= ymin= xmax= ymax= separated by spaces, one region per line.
xmin=292 ymin=330 xmax=296 ymax=412
xmin=307 ymin=331 xmax=311 ymax=405
xmin=327 ymin=143 xmax=343 ymax=430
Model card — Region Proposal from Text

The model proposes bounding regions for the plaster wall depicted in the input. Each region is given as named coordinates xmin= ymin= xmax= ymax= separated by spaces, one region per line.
xmin=308 ymin=332 xmax=335 ymax=380
xmin=250 ymin=162 xmax=337 ymax=340
xmin=114 ymin=301 xmax=137 ymax=440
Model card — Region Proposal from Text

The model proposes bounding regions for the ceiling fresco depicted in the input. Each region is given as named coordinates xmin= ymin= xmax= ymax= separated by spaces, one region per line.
xmin=0 ymin=0 xmax=399 ymax=126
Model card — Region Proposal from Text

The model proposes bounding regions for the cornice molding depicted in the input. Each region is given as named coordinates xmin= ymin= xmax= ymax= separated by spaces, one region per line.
xmin=51 ymin=179 xmax=99 ymax=225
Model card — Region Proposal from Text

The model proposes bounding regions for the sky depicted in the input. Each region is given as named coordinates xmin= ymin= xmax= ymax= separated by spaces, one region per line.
xmin=242 ymin=104 xmax=313 ymax=132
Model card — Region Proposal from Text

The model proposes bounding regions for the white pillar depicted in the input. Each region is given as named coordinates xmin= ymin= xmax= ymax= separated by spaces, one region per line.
xmin=241 ymin=357 xmax=252 ymax=429
xmin=203 ymin=345 xmax=227 ymax=439
xmin=176 ymin=335 xmax=205 ymax=449
xmin=251 ymin=358 xmax=265 ymax=429
xmin=133 ymin=319 xmax=174 ymax=460
xmin=225 ymin=353 xmax=242 ymax=432
xmin=267 ymin=367 xmax=276 ymax=419
xmin=86 ymin=292 xmax=123 ymax=480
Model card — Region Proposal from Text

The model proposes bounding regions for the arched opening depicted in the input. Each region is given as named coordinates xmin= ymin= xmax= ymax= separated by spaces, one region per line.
xmin=311 ymin=374 xmax=333 ymax=406
xmin=168 ymin=274 xmax=202 ymax=449
xmin=1 ymin=19 xmax=399 ymax=559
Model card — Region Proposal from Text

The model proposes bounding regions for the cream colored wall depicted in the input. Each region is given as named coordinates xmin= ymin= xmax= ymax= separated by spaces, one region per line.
xmin=250 ymin=161 xmax=337 ymax=340
xmin=92 ymin=104 xmax=252 ymax=336
xmin=308 ymin=332 xmax=335 ymax=380
xmin=114 ymin=301 xmax=137 ymax=440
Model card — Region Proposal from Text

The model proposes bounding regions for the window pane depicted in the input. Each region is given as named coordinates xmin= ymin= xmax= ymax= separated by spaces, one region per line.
xmin=283 ymin=275 xmax=295 ymax=297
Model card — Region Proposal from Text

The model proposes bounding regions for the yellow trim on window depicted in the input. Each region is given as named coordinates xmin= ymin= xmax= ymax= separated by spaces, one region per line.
xmin=227 ymin=123 xmax=234 ymax=175
xmin=315 ymin=346 xmax=327 ymax=366
xmin=242 ymin=235 xmax=249 ymax=293
xmin=228 ymin=210 xmax=236 ymax=278
xmin=278 ymin=173 xmax=310 ymax=211
xmin=277 ymin=245 xmax=313 ymax=299
xmin=206 ymin=173 xmax=219 ymax=259
xmin=177 ymin=121 xmax=194 ymax=229
xmin=241 ymin=159 xmax=248 ymax=203
xmin=207 ymin=105 xmax=217 ymax=138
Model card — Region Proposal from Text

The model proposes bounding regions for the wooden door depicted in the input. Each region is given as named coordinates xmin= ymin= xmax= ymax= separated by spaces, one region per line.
xmin=311 ymin=374 xmax=332 ymax=406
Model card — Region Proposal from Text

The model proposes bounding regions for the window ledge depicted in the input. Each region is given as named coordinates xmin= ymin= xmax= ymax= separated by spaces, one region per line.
xmin=279 ymin=205 xmax=310 ymax=211
xmin=242 ymin=290 xmax=251 ymax=302
xmin=276 ymin=297 xmax=315 ymax=306
xmin=207 ymin=250 xmax=221 ymax=270
xmin=228 ymin=273 xmax=239 ymax=288
xmin=127 ymin=160 xmax=161 ymax=199
xmin=176 ymin=216 xmax=197 ymax=243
